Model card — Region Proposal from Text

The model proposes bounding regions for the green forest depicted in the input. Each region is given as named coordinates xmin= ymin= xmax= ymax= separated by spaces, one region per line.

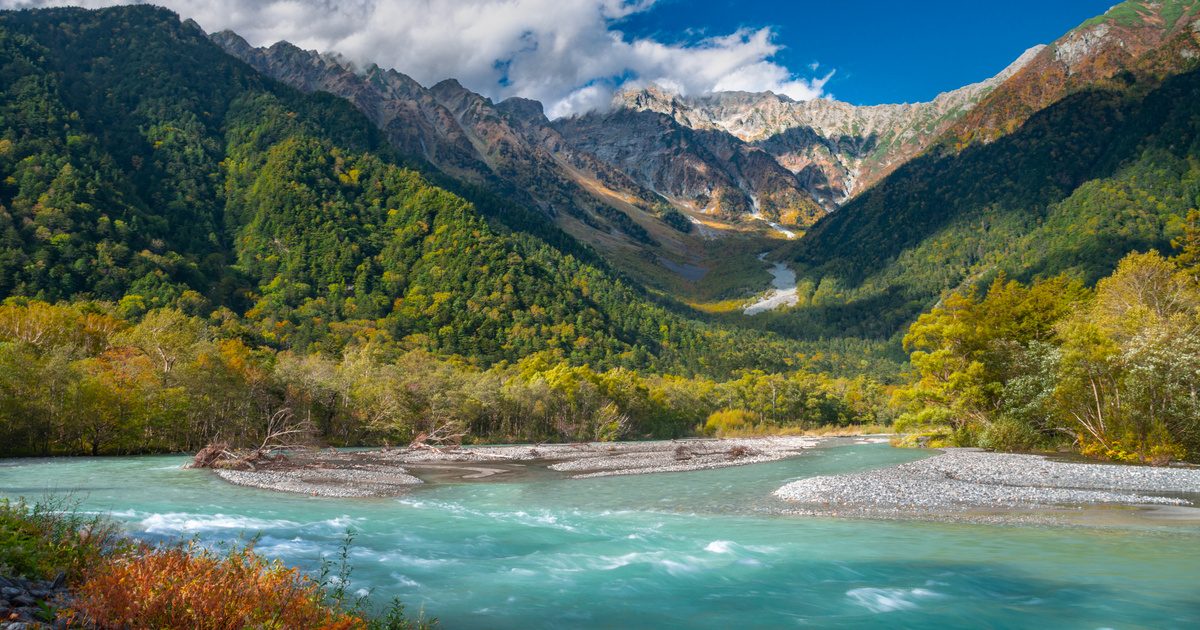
xmin=892 ymin=222 xmax=1200 ymax=463
xmin=1 ymin=4 xmax=1199 ymax=464
xmin=0 ymin=6 xmax=817 ymax=376
xmin=0 ymin=6 xmax=888 ymax=456
xmin=776 ymin=23 xmax=1200 ymax=341
xmin=0 ymin=299 xmax=890 ymax=456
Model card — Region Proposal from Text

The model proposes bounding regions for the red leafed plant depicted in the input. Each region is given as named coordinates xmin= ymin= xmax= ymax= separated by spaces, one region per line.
xmin=67 ymin=542 xmax=365 ymax=629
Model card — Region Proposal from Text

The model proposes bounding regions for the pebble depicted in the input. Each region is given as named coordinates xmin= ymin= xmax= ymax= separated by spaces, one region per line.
xmin=210 ymin=437 xmax=824 ymax=496
xmin=774 ymin=448 xmax=1200 ymax=519
xmin=215 ymin=466 xmax=423 ymax=498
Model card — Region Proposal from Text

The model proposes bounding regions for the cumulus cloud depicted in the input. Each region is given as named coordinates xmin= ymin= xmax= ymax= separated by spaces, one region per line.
xmin=0 ymin=0 xmax=830 ymax=117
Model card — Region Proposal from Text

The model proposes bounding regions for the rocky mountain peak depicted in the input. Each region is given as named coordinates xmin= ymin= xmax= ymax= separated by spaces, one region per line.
xmin=603 ymin=43 xmax=1044 ymax=203
xmin=210 ymin=29 xmax=253 ymax=58
xmin=496 ymin=96 xmax=547 ymax=122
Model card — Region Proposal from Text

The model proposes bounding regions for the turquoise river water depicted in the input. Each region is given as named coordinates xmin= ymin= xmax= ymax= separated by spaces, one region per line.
xmin=2 ymin=443 xmax=1199 ymax=629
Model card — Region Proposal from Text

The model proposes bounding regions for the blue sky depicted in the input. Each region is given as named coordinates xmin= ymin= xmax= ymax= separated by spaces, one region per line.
xmin=7 ymin=0 xmax=1121 ymax=114
xmin=615 ymin=0 xmax=1116 ymax=104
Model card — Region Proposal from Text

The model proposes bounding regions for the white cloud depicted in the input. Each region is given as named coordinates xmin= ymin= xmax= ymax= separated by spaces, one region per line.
xmin=0 ymin=0 xmax=830 ymax=117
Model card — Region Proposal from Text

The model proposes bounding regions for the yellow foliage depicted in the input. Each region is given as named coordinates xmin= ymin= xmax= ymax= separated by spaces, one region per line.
xmin=704 ymin=409 xmax=754 ymax=436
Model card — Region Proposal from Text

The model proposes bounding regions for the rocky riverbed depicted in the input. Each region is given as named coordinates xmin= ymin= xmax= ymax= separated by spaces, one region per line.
xmin=775 ymin=448 xmax=1200 ymax=522
xmin=213 ymin=436 xmax=823 ymax=497
xmin=0 ymin=573 xmax=71 ymax=629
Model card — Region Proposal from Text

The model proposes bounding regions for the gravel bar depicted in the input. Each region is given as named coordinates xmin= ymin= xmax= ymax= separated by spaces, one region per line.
xmin=216 ymin=465 xmax=422 ymax=498
xmin=209 ymin=436 xmax=821 ymax=497
xmin=774 ymin=448 xmax=1200 ymax=519
xmin=547 ymin=436 xmax=819 ymax=478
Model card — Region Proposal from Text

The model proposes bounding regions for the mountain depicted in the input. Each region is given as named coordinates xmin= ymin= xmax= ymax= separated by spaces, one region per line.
xmin=0 ymin=4 xmax=816 ymax=376
xmin=945 ymin=0 xmax=1200 ymax=146
xmin=561 ymin=47 xmax=1042 ymax=217
xmin=554 ymin=87 xmax=825 ymax=226
xmin=776 ymin=0 xmax=1200 ymax=339
xmin=210 ymin=33 xmax=682 ymax=253
xmin=211 ymin=23 xmax=1041 ymax=263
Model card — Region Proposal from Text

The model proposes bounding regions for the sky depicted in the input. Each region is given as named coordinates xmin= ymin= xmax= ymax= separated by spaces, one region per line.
xmin=2 ymin=0 xmax=1117 ymax=117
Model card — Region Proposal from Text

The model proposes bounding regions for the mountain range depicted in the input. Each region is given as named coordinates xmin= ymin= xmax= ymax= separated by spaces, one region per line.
xmin=1 ymin=0 xmax=1199 ymax=379
xmin=208 ymin=25 xmax=1045 ymax=288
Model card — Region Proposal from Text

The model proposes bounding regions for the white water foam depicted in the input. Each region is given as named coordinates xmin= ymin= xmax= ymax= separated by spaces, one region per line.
xmin=139 ymin=512 xmax=298 ymax=534
xmin=846 ymin=587 xmax=943 ymax=613
xmin=256 ymin=536 xmax=322 ymax=557
xmin=704 ymin=540 xmax=736 ymax=554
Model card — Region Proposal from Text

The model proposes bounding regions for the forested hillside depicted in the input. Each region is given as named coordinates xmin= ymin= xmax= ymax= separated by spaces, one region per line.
xmin=778 ymin=4 xmax=1200 ymax=341
xmin=0 ymin=5 xmax=815 ymax=377
xmin=892 ymin=237 xmax=1200 ymax=463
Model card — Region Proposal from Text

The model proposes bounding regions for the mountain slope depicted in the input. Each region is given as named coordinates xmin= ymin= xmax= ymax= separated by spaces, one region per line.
xmin=554 ymin=88 xmax=825 ymax=227
xmin=585 ymin=47 xmax=1041 ymax=213
xmin=776 ymin=1 xmax=1200 ymax=340
xmin=0 ymin=4 xmax=814 ymax=376
xmin=210 ymin=34 xmax=682 ymax=251
xmin=946 ymin=0 xmax=1200 ymax=147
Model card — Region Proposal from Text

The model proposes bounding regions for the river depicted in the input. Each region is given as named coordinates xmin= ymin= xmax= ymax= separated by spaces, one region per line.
xmin=2 ymin=443 xmax=1198 ymax=628
xmin=744 ymin=252 xmax=799 ymax=315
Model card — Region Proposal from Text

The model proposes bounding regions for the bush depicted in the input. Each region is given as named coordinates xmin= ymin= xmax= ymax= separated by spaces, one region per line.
xmin=891 ymin=407 xmax=954 ymax=435
xmin=69 ymin=542 xmax=364 ymax=629
xmin=704 ymin=409 xmax=754 ymax=436
xmin=978 ymin=417 xmax=1043 ymax=452
xmin=0 ymin=498 xmax=124 ymax=582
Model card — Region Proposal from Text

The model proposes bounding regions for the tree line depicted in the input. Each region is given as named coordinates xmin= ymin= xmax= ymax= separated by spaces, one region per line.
xmin=0 ymin=300 xmax=892 ymax=457
xmin=893 ymin=210 xmax=1200 ymax=463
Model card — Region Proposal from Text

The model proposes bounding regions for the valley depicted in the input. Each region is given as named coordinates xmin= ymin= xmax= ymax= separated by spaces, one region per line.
xmin=1 ymin=1 xmax=1200 ymax=628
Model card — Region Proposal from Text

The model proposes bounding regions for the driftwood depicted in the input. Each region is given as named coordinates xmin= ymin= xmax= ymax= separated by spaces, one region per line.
xmin=406 ymin=422 xmax=470 ymax=455
xmin=191 ymin=441 xmax=230 ymax=468
xmin=726 ymin=445 xmax=754 ymax=460
xmin=187 ymin=408 xmax=312 ymax=470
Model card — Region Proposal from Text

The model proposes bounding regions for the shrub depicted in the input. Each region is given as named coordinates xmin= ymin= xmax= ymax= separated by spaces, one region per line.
xmin=978 ymin=417 xmax=1043 ymax=452
xmin=704 ymin=409 xmax=754 ymax=436
xmin=891 ymin=407 xmax=954 ymax=436
xmin=69 ymin=542 xmax=365 ymax=629
xmin=0 ymin=498 xmax=124 ymax=582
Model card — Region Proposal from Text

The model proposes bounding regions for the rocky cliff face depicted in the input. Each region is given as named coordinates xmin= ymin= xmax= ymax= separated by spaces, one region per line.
xmin=211 ymin=31 xmax=667 ymax=249
xmin=945 ymin=0 xmax=1200 ymax=147
xmin=554 ymin=94 xmax=825 ymax=226
xmin=580 ymin=45 xmax=1042 ymax=211
xmin=212 ymin=2 xmax=1176 ymax=241
xmin=212 ymin=32 xmax=492 ymax=185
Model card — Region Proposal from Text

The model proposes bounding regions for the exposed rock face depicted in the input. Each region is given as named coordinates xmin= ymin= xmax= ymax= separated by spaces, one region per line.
xmin=212 ymin=32 xmax=491 ymax=185
xmin=211 ymin=31 xmax=664 ymax=247
xmin=591 ymin=45 xmax=1042 ymax=208
xmin=946 ymin=1 xmax=1200 ymax=146
xmin=554 ymin=95 xmax=824 ymax=225
xmin=211 ymin=2 xmax=1193 ymax=240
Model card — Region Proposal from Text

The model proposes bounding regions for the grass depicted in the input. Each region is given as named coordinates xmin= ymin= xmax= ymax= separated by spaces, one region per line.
xmin=1075 ymin=0 xmax=1198 ymax=31
xmin=0 ymin=497 xmax=125 ymax=583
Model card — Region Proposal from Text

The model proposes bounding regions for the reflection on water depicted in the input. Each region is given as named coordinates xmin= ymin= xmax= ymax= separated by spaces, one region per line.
xmin=2 ymin=444 xmax=1198 ymax=629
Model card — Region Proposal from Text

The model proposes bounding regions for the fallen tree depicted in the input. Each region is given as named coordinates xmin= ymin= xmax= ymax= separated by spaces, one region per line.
xmin=188 ymin=408 xmax=313 ymax=470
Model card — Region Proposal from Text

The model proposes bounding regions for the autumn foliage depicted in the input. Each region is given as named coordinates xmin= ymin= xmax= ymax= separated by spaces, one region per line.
xmin=68 ymin=543 xmax=365 ymax=629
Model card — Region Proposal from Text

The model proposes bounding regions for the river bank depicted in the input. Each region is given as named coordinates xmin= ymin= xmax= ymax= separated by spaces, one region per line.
xmin=4 ymin=444 xmax=1199 ymax=628
xmin=775 ymin=448 xmax=1200 ymax=524
xmin=214 ymin=436 xmax=825 ymax=498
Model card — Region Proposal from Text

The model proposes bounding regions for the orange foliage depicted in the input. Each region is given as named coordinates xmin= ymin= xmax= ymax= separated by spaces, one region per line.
xmin=68 ymin=543 xmax=364 ymax=629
